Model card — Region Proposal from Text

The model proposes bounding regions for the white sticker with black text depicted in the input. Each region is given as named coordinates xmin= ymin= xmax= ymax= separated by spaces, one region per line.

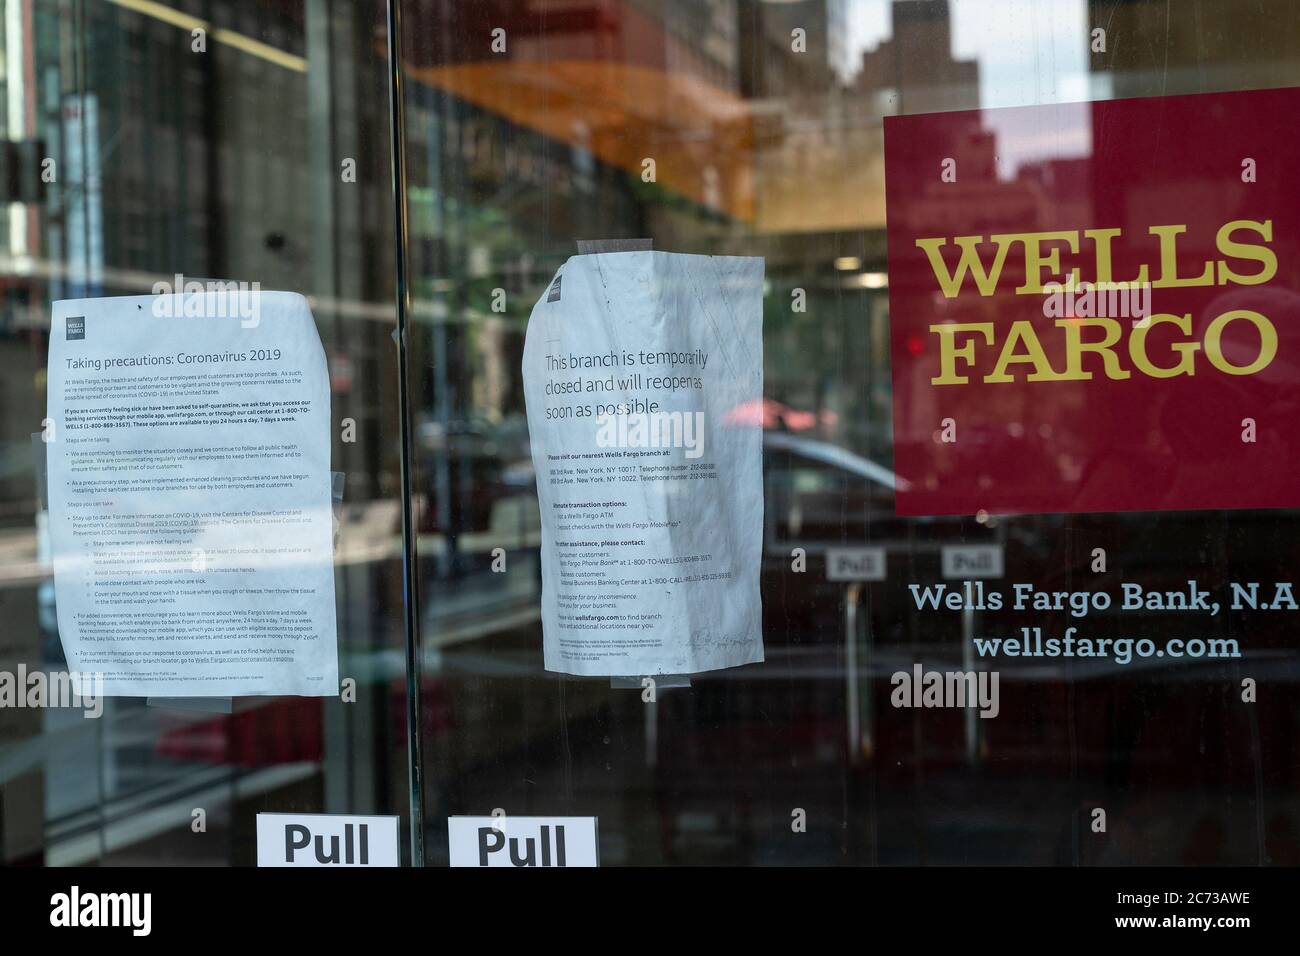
xmin=448 ymin=815 xmax=599 ymax=867
xmin=256 ymin=812 xmax=399 ymax=867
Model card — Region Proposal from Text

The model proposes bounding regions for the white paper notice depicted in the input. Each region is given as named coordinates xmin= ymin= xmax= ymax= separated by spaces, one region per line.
xmin=46 ymin=291 xmax=338 ymax=697
xmin=522 ymin=251 xmax=765 ymax=676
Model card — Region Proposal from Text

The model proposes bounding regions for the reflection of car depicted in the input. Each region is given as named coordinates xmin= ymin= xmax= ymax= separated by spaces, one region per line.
xmin=761 ymin=431 xmax=1000 ymax=638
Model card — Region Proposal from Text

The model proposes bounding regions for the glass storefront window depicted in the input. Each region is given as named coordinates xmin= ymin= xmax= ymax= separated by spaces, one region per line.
xmin=0 ymin=0 xmax=1296 ymax=881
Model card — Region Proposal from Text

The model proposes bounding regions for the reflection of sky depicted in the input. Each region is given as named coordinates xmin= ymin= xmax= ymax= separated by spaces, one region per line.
xmin=953 ymin=0 xmax=1101 ymax=178
xmin=846 ymin=1 xmax=890 ymax=57
xmin=952 ymin=0 xmax=1096 ymax=108
xmin=848 ymin=0 xmax=1108 ymax=177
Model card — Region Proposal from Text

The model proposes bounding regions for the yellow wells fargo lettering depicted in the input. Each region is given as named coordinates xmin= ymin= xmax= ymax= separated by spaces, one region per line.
xmin=916 ymin=220 xmax=1279 ymax=385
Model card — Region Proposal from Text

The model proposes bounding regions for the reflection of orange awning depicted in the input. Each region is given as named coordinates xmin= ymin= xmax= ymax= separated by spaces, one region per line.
xmin=408 ymin=60 xmax=755 ymax=221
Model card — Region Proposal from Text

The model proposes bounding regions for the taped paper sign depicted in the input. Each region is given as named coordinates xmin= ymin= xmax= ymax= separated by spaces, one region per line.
xmin=46 ymin=291 xmax=338 ymax=697
xmin=523 ymin=251 xmax=765 ymax=676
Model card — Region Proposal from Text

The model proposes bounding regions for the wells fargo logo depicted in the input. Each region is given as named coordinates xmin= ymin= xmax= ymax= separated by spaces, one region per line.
xmin=883 ymin=87 xmax=1300 ymax=516
xmin=917 ymin=220 xmax=1277 ymax=385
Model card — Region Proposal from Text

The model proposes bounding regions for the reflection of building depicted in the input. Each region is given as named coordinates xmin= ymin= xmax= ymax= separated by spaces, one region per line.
xmin=743 ymin=0 xmax=980 ymax=452
xmin=737 ymin=0 xmax=847 ymax=98
xmin=403 ymin=0 xmax=988 ymax=461
xmin=751 ymin=0 xmax=982 ymax=237
xmin=856 ymin=0 xmax=978 ymax=114
xmin=1090 ymin=0 xmax=1300 ymax=97
xmin=631 ymin=0 xmax=742 ymax=93
xmin=19 ymin=0 xmax=399 ymax=502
